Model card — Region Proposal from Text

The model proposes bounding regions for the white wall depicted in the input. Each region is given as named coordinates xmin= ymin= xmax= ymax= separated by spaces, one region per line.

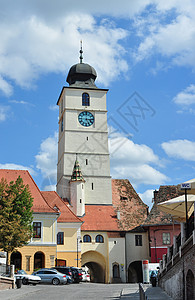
xmin=108 ymin=237 xmax=126 ymax=283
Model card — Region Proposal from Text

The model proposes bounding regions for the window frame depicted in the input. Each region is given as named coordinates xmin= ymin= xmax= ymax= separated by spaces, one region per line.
xmin=82 ymin=93 xmax=90 ymax=106
xmin=57 ymin=232 xmax=64 ymax=245
xmin=33 ymin=222 xmax=41 ymax=238
xmin=95 ymin=234 xmax=104 ymax=243
xmin=162 ymin=232 xmax=171 ymax=245
xmin=135 ymin=234 xmax=142 ymax=246
xmin=83 ymin=234 xmax=91 ymax=243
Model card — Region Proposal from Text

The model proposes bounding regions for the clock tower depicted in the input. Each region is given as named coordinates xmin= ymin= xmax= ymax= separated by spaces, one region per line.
xmin=56 ymin=45 xmax=112 ymax=212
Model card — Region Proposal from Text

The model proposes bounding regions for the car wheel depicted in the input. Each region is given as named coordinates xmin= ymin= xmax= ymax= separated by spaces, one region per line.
xmin=22 ymin=278 xmax=28 ymax=285
xmin=32 ymin=283 xmax=36 ymax=286
xmin=52 ymin=278 xmax=60 ymax=285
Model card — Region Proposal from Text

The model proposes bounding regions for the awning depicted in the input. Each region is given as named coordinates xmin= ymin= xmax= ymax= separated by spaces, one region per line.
xmin=157 ymin=194 xmax=195 ymax=222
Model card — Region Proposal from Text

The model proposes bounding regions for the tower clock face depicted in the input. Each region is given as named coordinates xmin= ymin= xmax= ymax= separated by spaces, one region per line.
xmin=78 ymin=111 xmax=94 ymax=127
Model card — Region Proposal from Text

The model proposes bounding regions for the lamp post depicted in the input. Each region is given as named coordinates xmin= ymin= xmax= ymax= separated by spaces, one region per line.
xmin=76 ymin=237 xmax=81 ymax=267
xmin=180 ymin=183 xmax=191 ymax=240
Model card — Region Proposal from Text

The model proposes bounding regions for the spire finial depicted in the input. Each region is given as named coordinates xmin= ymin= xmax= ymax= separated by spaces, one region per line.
xmin=79 ymin=40 xmax=83 ymax=64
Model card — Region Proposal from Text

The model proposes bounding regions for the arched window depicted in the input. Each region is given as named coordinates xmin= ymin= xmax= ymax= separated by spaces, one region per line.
xmin=83 ymin=234 xmax=91 ymax=243
xmin=113 ymin=264 xmax=120 ymax=278
xmin=82 ymin=93 xmax=90 ymax=106
xmin=95 ymin=234 xmax=104 ymax=243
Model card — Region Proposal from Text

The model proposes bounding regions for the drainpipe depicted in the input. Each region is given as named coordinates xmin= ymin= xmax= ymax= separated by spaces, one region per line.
xmin=125 ymin=232 xmax=128 ymax=283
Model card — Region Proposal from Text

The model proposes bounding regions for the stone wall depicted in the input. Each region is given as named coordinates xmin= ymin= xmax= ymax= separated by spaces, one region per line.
xmin=0 ymin=276 xmax=14 ymax=290
xmin=158 ymin=233 xmax=195 ymax=300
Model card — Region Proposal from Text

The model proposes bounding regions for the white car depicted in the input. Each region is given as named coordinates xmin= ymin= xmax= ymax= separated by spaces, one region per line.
xmin=15 ymin=270 xmax=41 ymax=285
xmin=81 ymin=270 xmax=90 ymax=282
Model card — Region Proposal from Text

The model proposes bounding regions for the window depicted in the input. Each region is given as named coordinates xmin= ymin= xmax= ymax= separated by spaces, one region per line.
xmin=37 ymin=271 xmax=44 ymax=274
xmin=120 ymin=196 xmax=128 ymax=201
xmin=82 ymin=93 xmax=90 ymax=106
xmin=135 ymin=235 xmax=142 ymax=246
xmin=33 ymin=222 xmax=41 ymax=238
xmin=113 ymin=264 xmax=120 ymax=278
xmin=92 ymin=183 xmax=94 ymax=190
xmin=86 ymin=159 xmax=88 ymax=165
xmin=57 ymin=232 xmax=64 ymax=245
xmin=162 ymin=232 xmax=171 ymax=245
xmin=61 ymin=99 xmax=63 ymax=113
xmin=26 ymin=256 xmax=30 ymax=271
xmin=95 ymin=235 xmax=104 ymax=243
xmin=83 ymin=235 xmax=91 ymax=243
xmin=61 ymin=117 xmax=63 ymax=132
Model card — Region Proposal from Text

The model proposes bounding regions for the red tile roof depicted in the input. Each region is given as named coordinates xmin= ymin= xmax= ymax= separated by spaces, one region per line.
xmin=0 ymin=169 xmax=56 ymax=214
xmin=41 ymin=191 xmax=82 ymax=224
xmin=81 ymin=205 xmax=119 ymax=231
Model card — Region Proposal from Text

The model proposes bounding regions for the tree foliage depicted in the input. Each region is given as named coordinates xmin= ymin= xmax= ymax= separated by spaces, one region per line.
xmin=0 ymin=176 xmax=33 ymax=263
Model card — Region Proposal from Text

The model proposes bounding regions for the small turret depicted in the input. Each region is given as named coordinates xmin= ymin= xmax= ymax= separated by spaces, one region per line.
xmin=70 ymin=158 xmax=85 ymax=217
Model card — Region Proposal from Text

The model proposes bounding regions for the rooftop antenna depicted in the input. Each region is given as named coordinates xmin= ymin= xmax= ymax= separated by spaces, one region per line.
xmin=79 ymin=40 xmax=83 ymax=64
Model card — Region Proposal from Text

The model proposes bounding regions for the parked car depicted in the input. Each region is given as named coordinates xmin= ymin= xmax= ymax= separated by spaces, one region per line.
xmin=51 ymin=267 xmax=73 ymax=284
xmin=15 ymin=270 xmax=41 ymax=285
xmin=33 ymin=268 xmax=67 ymax=285
xmin=70 ymin=267 xmax=82 ymax=283
xmin=81 ymin=269 xmax=90 ymax=282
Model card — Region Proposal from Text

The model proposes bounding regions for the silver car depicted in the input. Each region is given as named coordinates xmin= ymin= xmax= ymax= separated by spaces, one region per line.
xmin=33 ymin=268 xmax=67 ymax=285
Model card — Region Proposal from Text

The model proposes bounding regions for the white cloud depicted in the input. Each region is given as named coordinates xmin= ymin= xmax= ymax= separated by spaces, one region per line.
xmin=109 ymin=134 xmax=168 ymax=186
xmin=0 ymin=163 xmax=36 ymax=175
xmin=49 ymin=105 xmax=58 ymax=111
xmin=43 ymin=184 xmax=56 ymax=191
xmin=173 ymin=84 xmax=195 ymax=106
xmin=1 ymin=1 xmax=195 ymax=95
xmin=35 ymin=131 xmax=58 ymax=181
xmin=9 ymin=100 xmax=33 ymax=105
xmin=0 ymin=76 xmax=13 ymax=96
xmin=133 ymin=2 xmax=195 ymax=69
xmin=0 ymin=8 xmax=129 ymax=95
xmin=0 ymin=105 xmax=9 ymax=122
xmin=139 ymin=189 xmax=154 ymax=209
xmin=162 ymin=139 xmax=195 ymax=161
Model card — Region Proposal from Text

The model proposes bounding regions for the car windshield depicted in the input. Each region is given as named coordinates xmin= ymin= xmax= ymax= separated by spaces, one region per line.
xmin=17 ymin=270 xmax=27 ymax=275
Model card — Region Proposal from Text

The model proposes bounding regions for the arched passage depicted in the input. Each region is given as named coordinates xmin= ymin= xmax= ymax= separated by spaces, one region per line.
xmin=34 ymin=251 xmax=45 ymax=270
xmin=128 ymin=261 xmax=143 ymax=283
xmin=186 ymin=269 xmax=194 ymax=300
xmin=81 ymin=251 xmax=106 ymax=283
xmin=10 ymin=251 xmax=22 ymax=271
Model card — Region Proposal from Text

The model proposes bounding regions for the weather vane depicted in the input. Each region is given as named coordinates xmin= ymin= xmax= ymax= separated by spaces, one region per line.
xmin=79 ymin=40 xmax=83 ymax=63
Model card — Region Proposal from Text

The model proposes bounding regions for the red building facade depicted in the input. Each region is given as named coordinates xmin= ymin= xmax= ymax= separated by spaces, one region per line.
xmin=149 ymin=224 xmax=180 ymax=263
xmin=143 ymin=185 xmax=183 ymax=263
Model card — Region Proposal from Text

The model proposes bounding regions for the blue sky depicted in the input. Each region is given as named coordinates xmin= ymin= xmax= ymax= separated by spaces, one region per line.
xmin=0 ymin=0 xmax=195 ymax=209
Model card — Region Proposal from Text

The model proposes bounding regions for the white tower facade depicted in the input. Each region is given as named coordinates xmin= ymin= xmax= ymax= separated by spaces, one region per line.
xmin=56 ymin=51 xmax=112 ymax=207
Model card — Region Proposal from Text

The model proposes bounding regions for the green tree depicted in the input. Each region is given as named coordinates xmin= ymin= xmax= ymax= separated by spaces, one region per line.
xmin=0 ymin=176 xmax=33 ymax=267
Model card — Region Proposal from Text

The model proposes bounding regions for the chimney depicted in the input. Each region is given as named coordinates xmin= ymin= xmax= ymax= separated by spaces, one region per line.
xmin=153 ymin=190 xmax=158 ymax=203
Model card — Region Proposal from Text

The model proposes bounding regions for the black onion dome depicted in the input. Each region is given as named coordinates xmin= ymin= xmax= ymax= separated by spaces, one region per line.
xmin=66 ymin=62 xmax=97 ymax=88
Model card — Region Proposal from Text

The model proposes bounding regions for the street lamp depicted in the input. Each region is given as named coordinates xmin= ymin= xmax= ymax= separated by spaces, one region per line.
xmin=76 ymin=237 xmax=82 ymax=267
xmin=180 ymin=183 xmax=191 ymax=240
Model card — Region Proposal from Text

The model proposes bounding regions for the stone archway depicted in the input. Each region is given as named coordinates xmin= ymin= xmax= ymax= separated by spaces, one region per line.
xmin=186 ymin=269 xmax=194 ymax=300
xmin=34 ymin=251 xmax=45 ymax=270
xmin=128 ymin=261 xmax=143 ymax=283
xmin=10 ymin=251 xmax=22 ymax=271
xmin=81 ymin=251 xmax=106 ymax=283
